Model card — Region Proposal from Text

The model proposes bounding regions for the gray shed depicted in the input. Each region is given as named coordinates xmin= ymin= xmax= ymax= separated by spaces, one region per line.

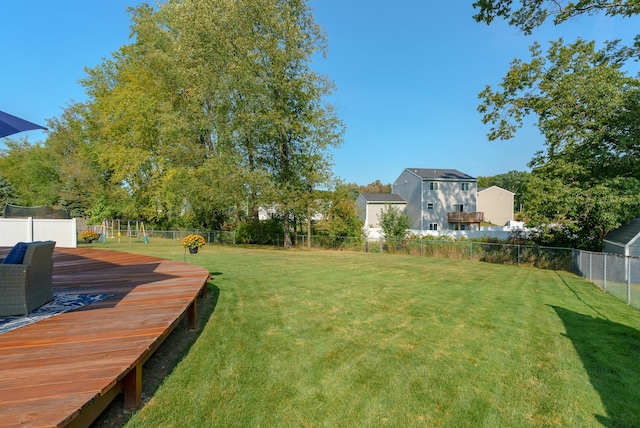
xmin=603 ymin=219 xmax=640 ymax=257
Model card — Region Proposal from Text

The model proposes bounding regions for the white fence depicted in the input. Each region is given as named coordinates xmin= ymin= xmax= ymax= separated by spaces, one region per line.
xmin=364 ymin=226 xmax=519 ymax=240
xmin=572 ymin=249 xmax=640 ymax=309
xmin=0 ymin=217 xmax=77 ymax=248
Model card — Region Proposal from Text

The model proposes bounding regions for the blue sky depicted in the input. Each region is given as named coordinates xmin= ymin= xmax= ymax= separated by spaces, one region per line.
xmin=2 ymin=1 xmax=639 ymax=185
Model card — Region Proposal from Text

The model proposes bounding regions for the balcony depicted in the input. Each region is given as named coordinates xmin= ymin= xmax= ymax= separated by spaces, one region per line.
xmin=447 ymin=212 xmax=484 ymax=224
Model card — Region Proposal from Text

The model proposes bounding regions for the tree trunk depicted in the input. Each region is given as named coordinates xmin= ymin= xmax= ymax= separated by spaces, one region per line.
xmin=283 ymin=209 xmax=292 ymax=248
xmin=307 ymin=206 xmax=312 ymax=249
xmin=250 ymin=191 xmax=261 ymax=244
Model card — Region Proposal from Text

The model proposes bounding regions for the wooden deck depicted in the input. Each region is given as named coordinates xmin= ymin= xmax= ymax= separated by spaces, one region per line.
xmin=0 ymin=247 xmax=210 ymax=427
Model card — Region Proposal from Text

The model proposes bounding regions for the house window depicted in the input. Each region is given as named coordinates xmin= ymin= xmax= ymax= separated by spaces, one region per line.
xmin=429 ymin=223 xmax=438 ymax=231
xmin=429 ymin=182 xmax=438 ymax=191
xmin=427 ymin=203 xmax=434 ymax=210
xmin=461 ymin=182 xmax=470 ymax=191
xmin=452 ymin=204 xmax=464 ymax=212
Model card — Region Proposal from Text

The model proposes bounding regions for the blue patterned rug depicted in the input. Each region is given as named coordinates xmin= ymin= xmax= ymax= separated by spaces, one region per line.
xmin=0 ymin=292 xmax=114 ymax=335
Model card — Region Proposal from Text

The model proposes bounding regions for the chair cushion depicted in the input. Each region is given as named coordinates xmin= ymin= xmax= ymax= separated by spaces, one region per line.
xmin=2 ymin=242 xmax=29 ymax=264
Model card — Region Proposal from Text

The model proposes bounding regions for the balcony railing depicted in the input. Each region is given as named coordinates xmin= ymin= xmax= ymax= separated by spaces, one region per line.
xmin=447 ymin=212 xmax=484 ymax=223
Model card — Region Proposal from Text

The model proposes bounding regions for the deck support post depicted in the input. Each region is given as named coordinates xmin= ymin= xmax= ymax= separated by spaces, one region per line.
xmin=123 ymin=362 xmax=143 ymax=409
xmin=187 ymin=300 xmax=197 ymax=330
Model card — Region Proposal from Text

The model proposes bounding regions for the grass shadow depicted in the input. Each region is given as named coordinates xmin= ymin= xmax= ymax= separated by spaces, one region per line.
xmin=554 ymin=271 xmax=607 ymax=319
xmin=91 ymin=282 xmax=220 ymax=427
xmin=551 ymin=305 xmax=640 ymax=427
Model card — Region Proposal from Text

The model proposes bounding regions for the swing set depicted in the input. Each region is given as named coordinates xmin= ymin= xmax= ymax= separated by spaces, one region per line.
xmin=100 ymin=219 xmax=149 ymax=243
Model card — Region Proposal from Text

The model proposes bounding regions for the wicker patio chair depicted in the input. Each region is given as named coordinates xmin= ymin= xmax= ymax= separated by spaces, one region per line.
xmin=0 ymin=241 xmax=56 ymax=316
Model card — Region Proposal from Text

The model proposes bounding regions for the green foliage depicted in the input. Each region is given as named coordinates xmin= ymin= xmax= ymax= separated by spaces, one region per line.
xmin=522 ymin=174 xmax=640 ymax=249
xmin=0 ymin=175 xmax=16 ymax=211
xmin=315 ymin=183 xmax=364 ymax=239
xmin=477 ymin=21 xmax=640 ymax=248
xmin=72 ymin=0 xmax=343 ymax=234
xmin=45 ymin=103 xmax=109 ymax=218
xmin=235 ymin=217 xmax=284 ymax=245
xmin=86 ymin=195 xmax=122 ymax=224
xmin=359 ymin=179 xmax=392 ymax=194
xmin=472 ymin=0 xmax=640 ymax=34
xmin=477 ymin=170 xmax=528 ymax=193
xmin=0 ymin=139 xmax=60 ymax=206
xmin=378 ymin=203 xmax=410 ymax=243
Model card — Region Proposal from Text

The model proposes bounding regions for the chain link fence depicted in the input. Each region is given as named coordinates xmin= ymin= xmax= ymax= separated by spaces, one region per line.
xmin=282 ymin=235 xmax=573 ymax=271
xmin=572 ymin=249 xmax=640 ymax=309
xmin=88 ymin=228 xmax=237 ymax=246
xmin=374 ymin=238 xmax=572 ymax=270
xmin=87 ymin=227 xmax=639 ymax=309
xmin=147 ymin=229 xmax=237 ymax=245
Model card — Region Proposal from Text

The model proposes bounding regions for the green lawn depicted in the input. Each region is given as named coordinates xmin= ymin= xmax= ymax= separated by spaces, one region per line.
xmin=90 ymin=241 xmax=640 ymax=427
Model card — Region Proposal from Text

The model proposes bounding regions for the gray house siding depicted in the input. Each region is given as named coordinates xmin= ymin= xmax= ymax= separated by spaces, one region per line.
xmin=393 ymin=168 xmax=477 ymax=232
xmin=392 ymin=170 xmax=423 ymax=230
xmin=604 ymin=241 xmax=625 ymax=255
xmin=423 ymin=180 xmax=477 ymax=230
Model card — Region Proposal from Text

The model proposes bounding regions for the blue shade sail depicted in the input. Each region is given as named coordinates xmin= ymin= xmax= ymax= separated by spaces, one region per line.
xmin=0 ymin=110 xmax=47 ymax=138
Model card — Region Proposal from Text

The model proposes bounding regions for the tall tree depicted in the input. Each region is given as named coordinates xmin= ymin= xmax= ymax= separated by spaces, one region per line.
xmin=80 ymin=0 xmax=343 ymax=238
xmin=474 ymin=3 xmax=640 ymax=249
xmin=0 ymin=139 xmax=60 ymax=207
xmin=45 ymin=103 xmax=121 ymax=219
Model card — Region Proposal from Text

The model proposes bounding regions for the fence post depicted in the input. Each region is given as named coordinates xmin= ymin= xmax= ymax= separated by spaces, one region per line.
xmin=628 ymin=257 xmax=632 ymax=305
xmin=577 ymin=249 xmax=581 ymax=274
xmin=589 ymin=252 xmax=592 ymax=282
xmin=469 ymin=241 xmax=473 ymax=261
xmin=603 ymin=254 xmax=607 ymax=292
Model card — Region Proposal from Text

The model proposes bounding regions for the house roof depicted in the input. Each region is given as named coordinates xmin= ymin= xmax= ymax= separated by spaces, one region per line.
xmin=603 ymin=218 xmax=640 ymax=246
xmin=406 ymin=168 xmax=475 ymax=180
xmin=477 ymin=185 xmax=515 ymax=194
xmin=359 ymin=193 xmax=406 ymax=203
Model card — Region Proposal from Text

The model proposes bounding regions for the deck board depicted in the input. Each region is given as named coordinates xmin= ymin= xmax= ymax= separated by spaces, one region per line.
xmin=0 ymin=247 xmax=209 ymax=427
